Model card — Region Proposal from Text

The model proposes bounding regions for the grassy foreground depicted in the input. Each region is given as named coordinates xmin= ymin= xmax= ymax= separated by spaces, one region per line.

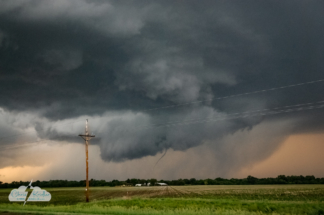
xmin=0 ymin=185 xmax=324 ymax=215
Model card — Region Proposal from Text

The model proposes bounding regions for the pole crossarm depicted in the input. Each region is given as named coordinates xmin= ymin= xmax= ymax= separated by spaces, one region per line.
xmin=78 ymin=134 xmax=95 ymax=141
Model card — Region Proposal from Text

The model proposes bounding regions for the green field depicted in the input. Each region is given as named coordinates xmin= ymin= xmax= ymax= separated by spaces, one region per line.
xmin=1 ymin=185 xmax=324 ymax=215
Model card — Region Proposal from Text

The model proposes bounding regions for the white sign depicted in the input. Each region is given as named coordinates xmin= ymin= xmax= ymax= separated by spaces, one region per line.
xmin=8 ymin=180 xmax=51 ymax=205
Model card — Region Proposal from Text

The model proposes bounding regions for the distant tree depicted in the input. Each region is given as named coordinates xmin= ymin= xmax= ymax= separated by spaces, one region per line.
xmin=206 ymin=178 xmax=216 ymax=185
xmin=189 ymin=178 xmax=196 ymax=185
xmin=2 ymin=175 xmax=324 ymax=188
xmin=176 ymin=179 xmax=185 ymax=185
xmin=321 ymin=178 xmax=324 ymax=184
xmin=139 ymin=179 xmax=146 ymax=184
xmin=130 ymin=178 xmax=138 ymax=186
xmin=112 ymin=180 xmax=120 ymax=186
xmin=150 ymin=178 xmax=157 ymax=186
xmin=276 ymin=175 xmax=287 ymax=184
xmin=197 ymin=180 xmax=205 ymax=185
xmin=305 ymin=175 xmax=315 ymax=182
xmin=183 ymin=179 xmax=190 ymax=185
xmin=247 ymin=175 xmax=257 ymax=184
xmin=277 ymin=175 xmax=287 ymax=182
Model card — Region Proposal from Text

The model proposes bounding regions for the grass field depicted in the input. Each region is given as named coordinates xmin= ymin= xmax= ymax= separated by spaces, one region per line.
xmin=0 ymin=185 xmax=324 ymax=215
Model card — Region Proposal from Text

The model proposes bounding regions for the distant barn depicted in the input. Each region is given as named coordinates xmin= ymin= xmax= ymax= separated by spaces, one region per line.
xmin=135 ymin=184 xmax=142 ymax=187
xmin=156 ymin=183 xmax=167 ymax=186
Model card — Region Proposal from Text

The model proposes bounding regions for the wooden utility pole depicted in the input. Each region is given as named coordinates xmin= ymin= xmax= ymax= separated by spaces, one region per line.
xmin=79 ymin=119 xmax=95 ymax=202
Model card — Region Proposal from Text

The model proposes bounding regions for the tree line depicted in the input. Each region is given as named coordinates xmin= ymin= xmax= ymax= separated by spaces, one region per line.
xmin=1 ymin=175 xmax=323 ymax=188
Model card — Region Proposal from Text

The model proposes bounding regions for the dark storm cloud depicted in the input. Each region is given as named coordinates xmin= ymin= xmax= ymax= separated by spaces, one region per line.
xmin=1 ymin=0 xmax=324 ymax=170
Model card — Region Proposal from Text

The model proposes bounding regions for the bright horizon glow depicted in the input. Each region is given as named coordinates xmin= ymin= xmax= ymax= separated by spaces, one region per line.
xmin=1 ymin=133 xmax=323 ymax=183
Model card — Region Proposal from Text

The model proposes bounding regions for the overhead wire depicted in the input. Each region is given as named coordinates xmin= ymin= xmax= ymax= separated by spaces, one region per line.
xmin=1 ymin=78 xmax=324 ymax=141
xmin=142 ymin=100 xmax=324 ymax=128
xmin=1 ymin=78 xmax=324 ymax=150
xmin=0 ymin=139 xmax=51 ymax=150
xmin=0 ymin=119 xmax=85 ymax=149
xmin=0 ymin=119 xmax=84 ymax=141
xmin=144 ymin=102 xmax=324 ymax=129
xmin=0 ymin=135 xmax=78 ymax=150
xmin=143 ymin=79 xmax=324 ymax=112
xmin=149 ymin=99 xmax=324 ymax=190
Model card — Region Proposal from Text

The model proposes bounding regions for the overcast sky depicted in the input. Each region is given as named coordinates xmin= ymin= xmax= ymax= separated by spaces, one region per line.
xmin=1 ymin=0 xmax=324 ymax=182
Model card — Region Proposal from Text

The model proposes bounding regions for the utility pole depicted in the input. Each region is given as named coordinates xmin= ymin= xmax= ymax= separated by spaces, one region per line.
xmin=79 ymin=119 xmax=95 ymax=202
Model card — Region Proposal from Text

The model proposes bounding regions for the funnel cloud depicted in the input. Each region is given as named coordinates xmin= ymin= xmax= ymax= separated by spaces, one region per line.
xmin=0 ymin=0 xmax=324 ymax=180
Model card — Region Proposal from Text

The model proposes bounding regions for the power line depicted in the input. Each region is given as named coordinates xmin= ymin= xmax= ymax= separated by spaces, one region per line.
xmin=3 ymin=100 xmax=323 ymax=150
xmin=144 ymin=79 xmax=324 ymax=112
xmin=144 ymin=100 xmax=324 ymax=127
xmin=0 ymin=135 xmax=76 ymax=150
xmin=142 ymin=102 xmax=324 ymax=129
xmin=0 ymin=119 xmax=84 ymax=142
xmin=0 ymin=140 xmax=46 ymax=150
xmin=1 ymin=79 xmax=324 ymax=144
